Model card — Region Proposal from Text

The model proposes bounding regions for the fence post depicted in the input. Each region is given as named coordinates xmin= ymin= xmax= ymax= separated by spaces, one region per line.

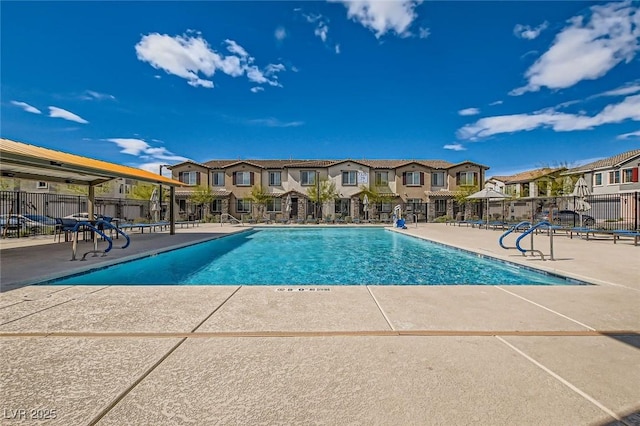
xmin=634 ymin=191 xmax=640 ymax=231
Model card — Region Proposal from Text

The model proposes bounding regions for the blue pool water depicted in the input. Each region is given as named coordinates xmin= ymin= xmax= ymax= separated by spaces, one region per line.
xmin=49 ymin=228 xmax=578 ymax=285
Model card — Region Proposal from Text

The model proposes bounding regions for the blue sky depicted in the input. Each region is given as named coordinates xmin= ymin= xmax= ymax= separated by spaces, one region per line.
xmin=2 ymin=1 xmax=639 ymax=178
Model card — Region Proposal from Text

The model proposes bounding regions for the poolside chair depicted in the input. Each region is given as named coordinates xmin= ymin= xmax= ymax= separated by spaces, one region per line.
xmin=54 ymin=218 xmax=78 ymax=242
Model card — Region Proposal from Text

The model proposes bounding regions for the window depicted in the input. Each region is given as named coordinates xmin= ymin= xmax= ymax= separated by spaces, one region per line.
xmin=622 ymin=168 xmax=638 ymax=183
xmin=406 ymin=198 xmax=423 ymax=213
xmin=342 ymin=171 xmax=357 ymax=186
xmin=594 ymin=173 xmax=602 ymax=186
xmin=457 ymin=171 xmax=477 ymax=186
xmin=237 ymin=199 xmax=251 ymax=213
xmin=379 ymin=202 xmax=392 ymax=213
xmin=266 ymin=198 xmax=282 ymax=212
xmin=335 ymin=198 xmax=350 ymax=215
xmin=505 ymin=184 xmax=517 ymax=196
xmin=301 ymin=170 xmax=316 ymax=186
xmin=404 ymin=171 xmax=423 ymax=186
xmin=233 ymin=171 xmax=252 ymax=186
xmin=269 ymin=171 xmax=281 ymax=186
xmin=211 ymin=199 xmax=222 ymax=213
xmin=431 ymin=172 xmax=445 ymax=187
xmin=435 ymin=199 xmax=447 ymax=214
xmin=609 ymin=170 xmax=620 ymax=184
xmin=212 ymin=172 xmax=225 ymax=186
xmin=375 ymin=171 xmax=389 ymax=186
xmin=179 ymin=171 xmax=199 ymax=185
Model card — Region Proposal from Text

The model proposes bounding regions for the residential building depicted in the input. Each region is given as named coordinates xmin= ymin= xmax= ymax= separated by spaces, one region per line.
xmin=564 ymin=149 xmax=640 ymax=195
xmin=486 ymin=168 xmax=566 ymax=198
xmin=169 ymin=158 xmax=488 ymax=221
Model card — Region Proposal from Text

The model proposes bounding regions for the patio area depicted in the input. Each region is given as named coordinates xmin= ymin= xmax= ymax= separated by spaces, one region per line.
xmin=1 ymin=223 xmax=638 ymax=425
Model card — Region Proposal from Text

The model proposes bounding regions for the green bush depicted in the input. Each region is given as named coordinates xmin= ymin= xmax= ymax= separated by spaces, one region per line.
xmin=433 ymin=215 xmax=452 ymax=223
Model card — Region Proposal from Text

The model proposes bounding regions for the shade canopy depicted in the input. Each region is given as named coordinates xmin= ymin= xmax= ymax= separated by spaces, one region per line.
xmin=466 ymin=187 xmax=509 ymax=200
xmin=0 ymin=138 xmax=184 ymax=187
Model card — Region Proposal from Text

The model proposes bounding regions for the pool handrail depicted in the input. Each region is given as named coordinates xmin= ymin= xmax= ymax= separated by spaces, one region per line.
xmin=95 ymin=219 xmax=130 ymax=249
xmin=515 ymin=221 xmax=554 ymax=261
xmin=498 ymin=221 xmax=531 ymax=252
xmin=69 ymin=221 xmax=113 ymax=261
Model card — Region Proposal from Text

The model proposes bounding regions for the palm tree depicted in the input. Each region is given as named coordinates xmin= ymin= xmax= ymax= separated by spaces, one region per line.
xmin=189 ymin=185 xmax=214 ymax=219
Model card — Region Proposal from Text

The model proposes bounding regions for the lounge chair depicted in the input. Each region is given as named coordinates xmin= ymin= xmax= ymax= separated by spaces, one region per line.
xmin=612 ymin=230 xmax=640 ymax=246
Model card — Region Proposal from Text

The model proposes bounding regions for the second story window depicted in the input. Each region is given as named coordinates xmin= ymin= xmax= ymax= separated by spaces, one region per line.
xmin=269 ymin=171 xmax=282 ymax=186
xmin=233 ymin=171 xmax=253 ymax=186
xmin=431 ymin=172 xmax=445 ymax=187
xmin=403 ymin=171 xmax=423 ymax=186
xmin=608 ymin=170 xmax=620 ymax=184
xmin=342 ymin=171 xmax=357 ymax=186
xmin=375 ymin=171 xmax=389 ymax=186
xmin=622 ymin=168 xmax=638 ymax=183
xmin=457 ymin=171 xmax=477 ymax=186
xmin=179 ymin=171 xmax=199 ymax=185
xmin=594 ymin=173 xmax=602 ymax=186
xmin=212 ymin=172 xmax=225 ymax=186
xmin=301 ymin=170 xmax=316 ymax=186
xmin=505 ymin=184 xmax=517 ymax=196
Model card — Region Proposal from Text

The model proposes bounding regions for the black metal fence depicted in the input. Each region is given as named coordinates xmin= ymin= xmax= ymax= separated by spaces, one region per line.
xmin=1 ymin=191 xmax=153 ymax=238
xmin=482 ymin=192 xmax=639 ymax=231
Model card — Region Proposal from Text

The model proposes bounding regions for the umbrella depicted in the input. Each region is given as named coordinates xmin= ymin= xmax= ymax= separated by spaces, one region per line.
xmin=572 ymin=177 xmax=591 ymax=227
xmin=150 ymin=187 xmax=160 ymax=222
xmin=284 ymin=194 xmax=292 ymax=219
xmin=466 ymin=188 xmax=509 ymax=225
xmin=363 ymin=194 xmax=369 ymax=220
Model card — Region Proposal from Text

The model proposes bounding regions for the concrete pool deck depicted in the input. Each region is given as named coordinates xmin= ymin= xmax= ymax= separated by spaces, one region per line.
xmin=0 ymin=223 xmax=638 ymax=425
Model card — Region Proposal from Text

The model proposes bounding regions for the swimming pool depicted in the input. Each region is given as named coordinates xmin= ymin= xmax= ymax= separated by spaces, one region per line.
xmin=48 ymin=228 xmax=581 ymax=285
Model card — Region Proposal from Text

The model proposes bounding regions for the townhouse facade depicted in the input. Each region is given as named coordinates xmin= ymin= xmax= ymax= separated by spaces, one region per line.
xmin=563 ymin=149 xmax=640 ymax=195
xmin=169 ymin=158 xmax=488 ymax=221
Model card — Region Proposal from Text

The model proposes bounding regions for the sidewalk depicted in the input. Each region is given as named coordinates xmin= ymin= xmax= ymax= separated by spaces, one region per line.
xmin=0 ymin=223 xmax=638 ymax=425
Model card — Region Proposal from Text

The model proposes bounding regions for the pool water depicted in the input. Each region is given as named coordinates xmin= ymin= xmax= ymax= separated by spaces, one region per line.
xmin=49 ymin=228 xmax=577 ymax=285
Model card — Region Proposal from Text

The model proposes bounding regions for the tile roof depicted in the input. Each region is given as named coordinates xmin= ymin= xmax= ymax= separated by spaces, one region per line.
xmin=565 ymin=149 xmax=640 ymax=173
xmin=175 ymin=188 xmax=230 ymax=197
xmin=424 ymin=190 xmax=457 ymax=197
xmin=488 ymin=168 xmax=564 ymax=184
xmin=196 ymin=158 xmax=488 ymax=170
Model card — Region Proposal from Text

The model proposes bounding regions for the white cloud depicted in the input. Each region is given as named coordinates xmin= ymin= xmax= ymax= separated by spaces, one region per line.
xmin=418 ymin=27 xmax=430 ymax=39
xmin=335 ymin=44 xmax=341 ymax=54
xmin=135 ymin=32 xmax=285 ymax=90
xmin=458 ymin=107 xmax=480 ymax=116
xmin=275 ymin=27 xmax=287 ymax=41
xmin=315 ymin=22 xmax=329 ymax=42
xmin=225 ymin=39 xmax=249 ymax=58
xmin=617 ymin=130 xmax=640 ymax=139
xmin=250 ymin=87 xmax=264 ymax=93
xmin=595 ymin=82 xmax=640 ymax=97
xmin=81 ymin=90 xmax=115 ymax=101
xmin=48 ymin=106 xmax=88 ymax=124
xmin=443 ymin=143 xmax=466 ymax=151
xmin=332 ymin=0 xmax=421 ymax=38
xmin=11 ymin=101 xmax=41 ymax=114
xmin=489 ymin=100 xmax=503 ymax=106
xmin=513 ymin=21 xmax=549 ymax=40
xmin=458 ymin=94 xmax=640 ymax=140
xmin=511 ymin=1 xmax=640 ymax=96
xmin=105 ymin=138 xmax=188 ymax=162
xmin=248 ymin=118 xmax=304 ymax=128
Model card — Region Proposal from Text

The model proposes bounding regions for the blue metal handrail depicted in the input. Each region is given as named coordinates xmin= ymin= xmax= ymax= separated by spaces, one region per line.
xmin=94 ymin=219 xmax=130 ymax=249
xmin=499 ymin=221 xmax=531 ymax=250
xmin=515 ymin=221 xmax=554 ymax=260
